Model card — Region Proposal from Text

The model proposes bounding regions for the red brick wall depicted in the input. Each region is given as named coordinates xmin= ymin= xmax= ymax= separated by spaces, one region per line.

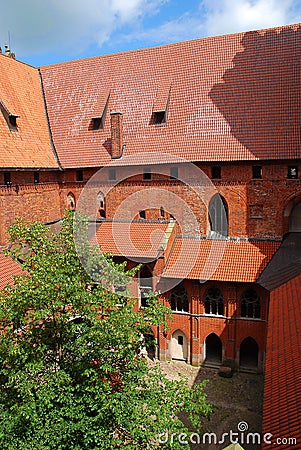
xmin=0 ymin=170 xmax=62 ymax=245
xmin=80 ymin=161 xmax=301 ymax=239
xmin=156 ymin=280 xmax=268 ymax=371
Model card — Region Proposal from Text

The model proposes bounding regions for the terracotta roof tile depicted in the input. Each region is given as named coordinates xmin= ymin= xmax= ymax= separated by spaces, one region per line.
xmin=162 ymin=237 xmax=280 ymax=282
xmin=40 ymin=23 xmax=301 ymax=168
xmin=262 ymin=274 xmax=301 ymax=449
xmin=0 ymin=55 xmax=59 ymax=169
xmin=0 ymin=252 xmax=24 ymax=290
xmin=96 ymin=220 xmax=170 ymax=260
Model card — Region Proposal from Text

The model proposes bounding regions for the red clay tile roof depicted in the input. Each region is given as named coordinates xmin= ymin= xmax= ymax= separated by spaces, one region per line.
xmin=40 ymin=23 xmax=301 ymax=168
xmin=0 ymin=252 xmax=25 ymax=290
xmin=0 ymin=55 xmax=59 ymax=169
xmin=162 ymin=237 xmax=280 ymax=282
xmin=95 ymin=220 xmax=170 ymax=260
xmin=262 ymin=274 xmax=301 ymax=449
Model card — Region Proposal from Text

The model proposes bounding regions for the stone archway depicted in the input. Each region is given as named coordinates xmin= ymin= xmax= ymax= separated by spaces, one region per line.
xmin=205 ymin=333 xmax=222 ymax=364
xmin=239 ymin=337 xmax=259 ymax=369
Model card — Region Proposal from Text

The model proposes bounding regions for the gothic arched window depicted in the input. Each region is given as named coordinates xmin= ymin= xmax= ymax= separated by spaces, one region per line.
xmin=240 ymin=289 xmax=261 ymax=319
xmin=204 ymin=287 xmax=224 ymax=315
xmin=97 ymin=191 xmax=106 ymax=218
xmin=170 ymin=284 xmax=189 ymax=313
xmin=208 ymin=194 xmax=228 ymax=238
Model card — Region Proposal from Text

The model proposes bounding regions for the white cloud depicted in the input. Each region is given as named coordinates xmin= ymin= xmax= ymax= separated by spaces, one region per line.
xmin=0 ymin=0 xmax=166 ymax=58
xmin=0 ymin=0 xmax=300 ymax=63
xmin=201 ymin=0 xmax=301 ymax=36
xmin=116 ymin=0 xmax=301 ymax=53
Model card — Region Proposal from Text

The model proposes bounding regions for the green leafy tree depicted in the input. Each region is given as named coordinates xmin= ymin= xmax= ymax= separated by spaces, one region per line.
xmin=0 ymin=212 xmax=211 ymax=449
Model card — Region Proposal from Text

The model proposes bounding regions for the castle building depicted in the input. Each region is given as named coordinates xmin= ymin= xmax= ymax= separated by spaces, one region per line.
xmin=0 ymin=23 xmax=300 ymax=447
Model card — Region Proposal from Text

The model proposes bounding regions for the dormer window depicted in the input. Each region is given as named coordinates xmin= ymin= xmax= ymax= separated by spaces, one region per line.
xmin=153 ymin=111 xmax=166 ymax=124
xmin=9 ymin=115 xmax=17 ymax=127
xmin=91 ymin=117 xmax=103 ymax=130
xmin=152 ymin=82 xmax=171 ymax=125
xmin=0 ymin=100 xmax=18 ymax=130
xmin=90 ymin=91 xmax=110 ymax=131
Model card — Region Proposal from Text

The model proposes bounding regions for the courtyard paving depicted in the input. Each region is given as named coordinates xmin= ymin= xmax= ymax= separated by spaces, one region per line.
xmin=159 ymin=361 xmax=264 ymax=450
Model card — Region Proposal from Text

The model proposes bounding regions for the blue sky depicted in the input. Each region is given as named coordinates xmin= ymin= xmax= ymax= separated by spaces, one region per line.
xmin=0 ymin=0 xmax=300 ymax=67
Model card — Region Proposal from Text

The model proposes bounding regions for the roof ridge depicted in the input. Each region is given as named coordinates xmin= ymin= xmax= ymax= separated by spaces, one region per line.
xmin=40 ymin=22 xmax=301 ymax=68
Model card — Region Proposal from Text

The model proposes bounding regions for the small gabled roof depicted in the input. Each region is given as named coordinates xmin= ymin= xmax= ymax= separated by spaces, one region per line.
xmin=40 ymin=23 xmax=301 ymax=168
xmin=0 ymin=55 xmax=59 ymax=169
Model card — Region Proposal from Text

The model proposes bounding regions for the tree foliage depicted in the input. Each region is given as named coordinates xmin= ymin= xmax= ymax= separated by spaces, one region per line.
xmin=0 ymin=212 xmax=211 ymax=449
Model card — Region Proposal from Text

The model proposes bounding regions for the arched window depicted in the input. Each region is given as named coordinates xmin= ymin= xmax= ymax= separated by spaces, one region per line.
xmin=208 ymin=194 xmax=228 ymax=238
xmin=139 ymin=266 xmax=153 ymax=308
xmin=240 ymin=289 xmax=261 ymax=319
xmin=97 ymin=191 xmax=106 ymax=218
xmin=67 ymin=192 xmax=76 ymax=210
xmin=204 ymin=287 xmax=224 ymax=315
xmin=170 ymin=283 xmax=189 ymax=313
xmin=289 ymin=202 xmax=301 ymax=232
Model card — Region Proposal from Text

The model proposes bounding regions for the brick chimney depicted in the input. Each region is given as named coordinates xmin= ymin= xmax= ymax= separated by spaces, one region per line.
xmin=110 ymin=111 xmax=123 ymax=159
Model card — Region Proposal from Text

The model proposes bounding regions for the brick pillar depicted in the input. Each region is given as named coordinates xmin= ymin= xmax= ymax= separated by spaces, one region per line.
xmin=110 ymin=111 xmax=123 ymax=159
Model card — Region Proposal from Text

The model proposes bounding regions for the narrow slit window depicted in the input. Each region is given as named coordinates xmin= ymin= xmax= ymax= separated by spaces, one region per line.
xmin=211 ymin=166 xmax=221 ymax=179
xmin=143 ymin=167 xmax=151 ymax=180
xmin=252 ymin=166 xmax=262 ymax=179
xmin=4 ymin=172 xmax=11 ymax=186
xmin=288 ymin=166 xmax=298 ymax=179
xmin=34 ymin=172 xmax=39 ymax=184
xmin=76 ymin=170 xmax=84 ymax=182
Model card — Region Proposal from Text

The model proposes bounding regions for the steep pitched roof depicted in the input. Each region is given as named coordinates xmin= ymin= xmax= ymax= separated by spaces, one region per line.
xmin=0 ymin=252 xmax=25 ymax=290
xmin=40 ymin=23 xmax=301 ymax=168
xmin=0 ymin=55 xmax=59 ymax=169
xmin=262 ymin=274 xmax=301 ymax=449
xmin=162 ymin=237 xmax=280 ymax=282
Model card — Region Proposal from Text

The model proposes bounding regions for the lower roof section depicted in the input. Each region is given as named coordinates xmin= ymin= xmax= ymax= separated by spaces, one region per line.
xmin=0 ymin=252 xmax=25 ymax=290
xmin=95 ymin=219 xmax=173 ymax=261
xmin=162 ymin=237 xmax=280 ymax=282
xmin=262 ymin=274 xmax=301 ymax=449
